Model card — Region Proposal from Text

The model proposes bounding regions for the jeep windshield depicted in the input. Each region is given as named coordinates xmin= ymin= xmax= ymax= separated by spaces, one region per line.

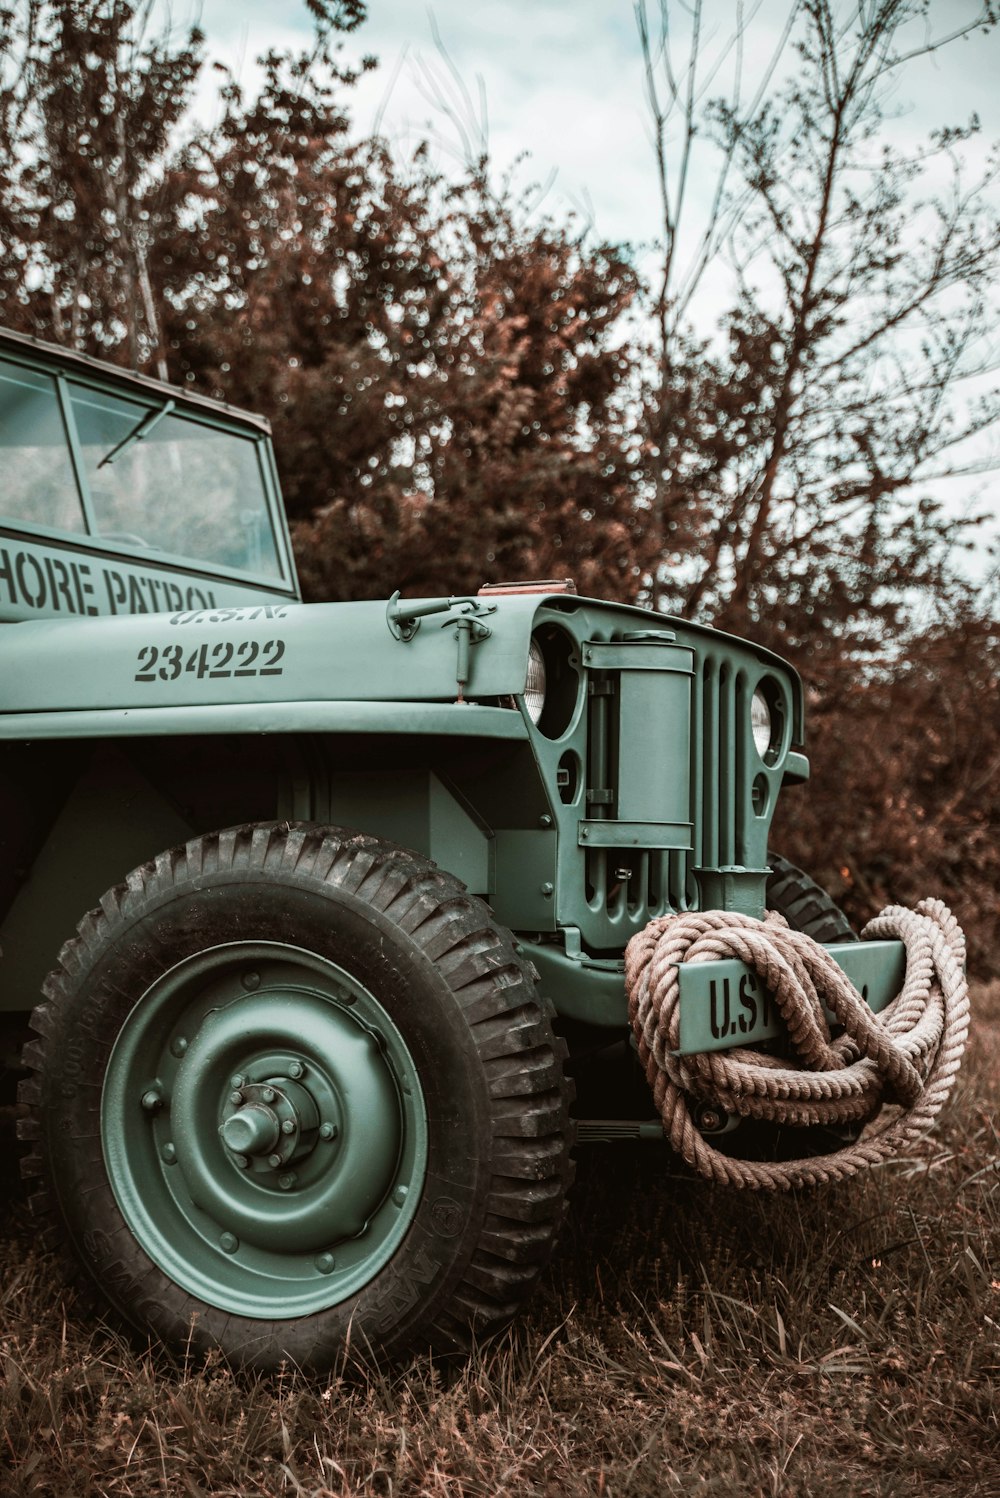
xmin=0 ymin=339 xmax=286 ymax=582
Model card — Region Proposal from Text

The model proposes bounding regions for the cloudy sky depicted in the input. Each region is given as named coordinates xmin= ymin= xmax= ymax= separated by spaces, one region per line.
xmin=188 ymin=1 xmax=1000 ymax=250
xmin=184 ymin=0 xmax=1000 ymax=573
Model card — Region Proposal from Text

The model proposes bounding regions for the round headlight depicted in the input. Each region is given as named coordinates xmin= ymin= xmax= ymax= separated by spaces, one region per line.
xmin=524 ymin=639 xmax=547 ymax=724
xmin=751 ymin=689 xmax=772 ymax=759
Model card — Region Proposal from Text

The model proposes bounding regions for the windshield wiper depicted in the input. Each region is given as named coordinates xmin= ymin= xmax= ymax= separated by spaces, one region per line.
xmin=98 ymin=399 xmax=175 ymax=468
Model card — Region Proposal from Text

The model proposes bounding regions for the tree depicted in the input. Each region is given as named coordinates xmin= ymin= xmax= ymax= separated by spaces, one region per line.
xmin=0 ymin=1 xmax=649 ymax=602
xmin=294 ymin=171 xmax=645 ymax=601
xmin=637 ymin=0 xmax=1000 ymax=660
xmin=770 ymin=583 xmax=1000 ymax=974
xmin=0 ymin=0 xmax=204 ymax=371
xmin=634 ymin=0 xmax=802 ymax=611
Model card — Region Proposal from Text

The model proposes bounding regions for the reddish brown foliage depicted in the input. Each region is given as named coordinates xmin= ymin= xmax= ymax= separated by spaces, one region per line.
xmin=773 ymin=607 xmax=1000 ymax=976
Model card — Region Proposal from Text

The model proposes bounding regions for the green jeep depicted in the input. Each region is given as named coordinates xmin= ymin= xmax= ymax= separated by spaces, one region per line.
xmin=0 ymin=327 xmax=897 ymax=1370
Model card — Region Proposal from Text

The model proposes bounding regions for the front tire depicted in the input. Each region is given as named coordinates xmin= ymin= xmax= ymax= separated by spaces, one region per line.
xmin=18 ymin=823 xmax=573 ymax=1370
xmin=766 ymin=852 xmax=857 ymax=943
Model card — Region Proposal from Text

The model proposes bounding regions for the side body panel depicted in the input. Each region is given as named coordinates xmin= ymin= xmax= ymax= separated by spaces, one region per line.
xmin=0 ymin=727 xmax=541 ymax=1014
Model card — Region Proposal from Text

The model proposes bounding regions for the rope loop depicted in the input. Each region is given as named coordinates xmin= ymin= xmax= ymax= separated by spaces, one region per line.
xmin=624 ymin=900 xmax=969 ymax=1190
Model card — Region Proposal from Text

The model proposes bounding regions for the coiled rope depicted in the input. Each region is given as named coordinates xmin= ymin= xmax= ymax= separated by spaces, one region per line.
xmin=624 ymin=900 xmax=969 ymax=1190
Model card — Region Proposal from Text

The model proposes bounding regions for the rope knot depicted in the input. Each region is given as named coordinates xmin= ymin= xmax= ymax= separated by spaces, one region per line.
xmin=624 ymin=901 xmax=970 ymax=1191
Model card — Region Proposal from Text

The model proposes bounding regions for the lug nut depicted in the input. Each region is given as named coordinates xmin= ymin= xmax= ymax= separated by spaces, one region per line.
xmin=220 ymin=1232 xmax=239 ymax=1254
xmin=170 ymin=1037 xmax=188 ymax=1058
xmin=392 ymin=1185 xmax=408 ymax=1207
xmin=281 ymin=1119 xmax=295 ymax=1135
xmin=242 ymin=971 xmax=260 ymax=991
xmin=319 ymin=1122 xmax=338 ymax=1141
xmin=278 ymin=1172 xmax=297 ymax=1191
xmin=229 ymin=1090 xmax=244 ymax=1107
xmin=315 ymin=1252 xmax=336 ymax=1274
xmin=161 ymin=1143 xmax=177 ymax=1164
xmin=230 ymin=1074 xmax=246 ymax=1090
xmin=141 ymin=1089 xmax=162 ymax=1113
xmin=234 ymin=1154 xmax=249 ymax=1169
xmin=261 ymin=1087 xmax=276 ymax=1104
xmin=268 ymin=1153 xmax=283 ymax=1169
xmin=287 ymin=1060 xmax=304 ymax=1080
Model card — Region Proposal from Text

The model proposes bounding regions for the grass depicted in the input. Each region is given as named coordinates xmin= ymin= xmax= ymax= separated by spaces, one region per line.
xmin=2 ymin=982 xmax=998 ymax=1498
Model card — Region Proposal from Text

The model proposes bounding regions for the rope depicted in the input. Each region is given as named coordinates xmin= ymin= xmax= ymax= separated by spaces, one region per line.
xmin=624 ymin=900 xmax=969 ymax=1190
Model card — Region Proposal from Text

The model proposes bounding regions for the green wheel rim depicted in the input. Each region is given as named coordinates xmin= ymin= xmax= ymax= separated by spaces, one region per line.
xmin=101 ymin=941 xmax=428 ymax=1319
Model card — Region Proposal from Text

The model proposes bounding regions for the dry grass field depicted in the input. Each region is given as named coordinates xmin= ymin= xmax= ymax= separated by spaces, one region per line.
xmin=2 ymin=982 xmax=998 ymax=1498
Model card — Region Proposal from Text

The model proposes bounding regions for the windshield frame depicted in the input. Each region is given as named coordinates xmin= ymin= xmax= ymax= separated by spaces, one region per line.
xmin=0 ymin=331 xmax=299 ymax=598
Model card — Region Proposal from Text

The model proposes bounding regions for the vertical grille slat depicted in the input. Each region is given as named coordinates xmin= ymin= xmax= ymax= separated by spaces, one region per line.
xmin=702 ymin=658 xmax=719 ymax=870
xmin=719 ymin=663 xmax=736 ymax=866
xmin=735 ymin=671 xmax=749 ymax=865
xmin=697 ymin=653 xmax=741 ymax=879
xmin=585 ymin=677 xmax=608 ymax=913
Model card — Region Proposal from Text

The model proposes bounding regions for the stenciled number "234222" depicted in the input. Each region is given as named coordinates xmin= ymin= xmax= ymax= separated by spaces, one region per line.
xmin=134 ymin=639 xmax=286 ymax=681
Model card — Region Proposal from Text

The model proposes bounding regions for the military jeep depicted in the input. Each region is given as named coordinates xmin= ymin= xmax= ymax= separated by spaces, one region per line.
xmin=0 ymin=327 xmax=897 ymax=1370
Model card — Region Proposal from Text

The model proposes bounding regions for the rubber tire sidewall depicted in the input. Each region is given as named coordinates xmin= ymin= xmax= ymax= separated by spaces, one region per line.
xmin=38 ymin=853 xmax=521 ymax=1370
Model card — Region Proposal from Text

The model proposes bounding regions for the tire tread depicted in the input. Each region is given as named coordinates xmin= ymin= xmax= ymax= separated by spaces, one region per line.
xmin=19 ymin=819 xmax=575 ymax=1368
xmin=766 ymin=851 xmax=857 ymax=944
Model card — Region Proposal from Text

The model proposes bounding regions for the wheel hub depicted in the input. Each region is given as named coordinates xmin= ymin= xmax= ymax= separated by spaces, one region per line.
xmin=101 ymin=941 xmax=427 ymax=1319
xmin=220 ymin=1076 xmax=322 ymax=1170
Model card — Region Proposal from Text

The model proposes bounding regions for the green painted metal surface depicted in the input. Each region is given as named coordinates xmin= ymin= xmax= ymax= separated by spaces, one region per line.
xmin=0 ymin=748 xmax=195 ymax=1012
xmin=520 ymin=936 xmax=627 ymax=1026
xmin=522 ymin=934 xmax=908 ymax=1043
xmin=0 ymin=527 xmax=294 ymax=622
xmin=315 ymin=770 xmax=492 ymax=895
xmin=492 ymin=829 xmax=559 ymax=931
xmin=695 ymin=867 xmax=771 ymax=918
xmin=101 ymin=941 xmax=427 ymax=1318
xmin=0 ymin=698 xmax=530 ymax=742
xmin=782 ymin=751 xmax=810 ymax=784
xmin=0 ymin=597 xmax=538 ymax=717
xmin=0 ymin=589 xmax=811 ymax=1018
xmin=511 ymin=603 xmax=805 ymax=953
xmin=675 ymin=939 xmax=907 ymax=1054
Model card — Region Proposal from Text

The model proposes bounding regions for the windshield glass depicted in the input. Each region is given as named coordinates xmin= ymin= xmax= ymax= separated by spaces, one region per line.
xmin=0 ymin=361 xmax=87 ymax=533
xmin=70 ymin=384 xmax=283 ymax=578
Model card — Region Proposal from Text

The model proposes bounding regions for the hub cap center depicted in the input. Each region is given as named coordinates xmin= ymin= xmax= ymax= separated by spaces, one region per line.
xmin=220 ymin=1075 xmax=322 ymax=1171
xmin=220 ymin=1102 xmax=279 ymax=1157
